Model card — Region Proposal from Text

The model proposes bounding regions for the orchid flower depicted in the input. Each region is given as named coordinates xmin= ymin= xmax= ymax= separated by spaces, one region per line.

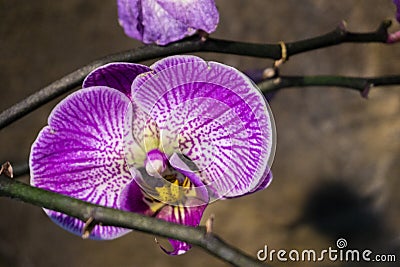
xmin=388 ymin=0 xmax=400 ymax=43
xmin=30 ymin=55 xmax=275 ymax=255
xmin=117 ymin=0 xmax=219 ymax=45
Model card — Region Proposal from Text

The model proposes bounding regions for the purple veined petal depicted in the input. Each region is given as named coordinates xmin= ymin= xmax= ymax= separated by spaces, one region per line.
xmin=44 ymin=211 xmax=130 ymax=240
xmin=152 ymin=55 xmax=205 ymax=72
xmin=155 ymin=0 xmax=219 ymax=34
xmin=118 ymin=0 xmax=219 ymax=45
xmin=225 ymin=169 xmax=273 ymax=199
xmin=130 ymin=105 xmax=148 ymax=147
xmin=250 ymin=169 xmax=273 ymax=193
xmin=131 ymin=55 xmax=204 ymax=97
xmin=118 ymin=168 xmax=155 ymax=216
xmin=124 ymin=103 xmax=161 ymax=170
xmin=30 ymin=87 xmax=134 ymax=240
xmin=83 ymin=62 xmax=151 ymax=99
xmin=156 ymin=168 xmax=208 ymax=255
xmin=120 ymin=164 xmax=207 ymax=255
xmin=118 ymin=0 xmax=144 ymax=42
xmin=124 ymin=104 xmax=151 ymax=168
xmin=155 ymin=200 xmax=207 ymax=255
xmin=131 ymin=55 xmax=276 ymax=199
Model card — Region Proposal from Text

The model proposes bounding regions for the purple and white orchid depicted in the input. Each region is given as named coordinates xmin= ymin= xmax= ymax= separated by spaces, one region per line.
xmin=117 ymin=0 xmax=219 ymax=45
xmin=30 ymin=55 xmax=275 ymax=255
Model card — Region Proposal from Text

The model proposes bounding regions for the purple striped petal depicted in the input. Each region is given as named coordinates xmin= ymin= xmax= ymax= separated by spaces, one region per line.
xmin=131 ymin=55 xmax=275 ymax=199
xmin=226 ymin=170 xmax=273 ymax=199
xmin=156 ymin=200 xmax=207 ymax=255
xmin=251 ymin=169 xmax=273 ymax=193
xmin=45 ymin=212 xmax=129 ymax=240
xmin=131 ymin=55 xmax=203 ymax=98
xmin=118 ymin=0 xmax=219 ymax=45
xmin=120 ymin=160 xmax=208 ymax=255
xmin=117 ymin=0 xmax=144 ymax=42
xmin=118 ymin=168 xmax=155 ymax=216
xmin=30 ymin=87 xmax=133 ymax=240
xmin=83 ymin=63 xmax=151 ymax=99
xmin=124 ymin=105 xmax=151 ymax=168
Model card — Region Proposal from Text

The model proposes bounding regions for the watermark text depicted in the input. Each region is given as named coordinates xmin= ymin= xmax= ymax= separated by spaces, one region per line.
xmin=257 ymin=238 xmax=396 ymax=263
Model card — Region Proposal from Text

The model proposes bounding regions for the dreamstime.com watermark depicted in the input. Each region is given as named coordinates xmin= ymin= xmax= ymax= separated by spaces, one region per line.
xmin=257 ymin=238 xmax=397 ymax=263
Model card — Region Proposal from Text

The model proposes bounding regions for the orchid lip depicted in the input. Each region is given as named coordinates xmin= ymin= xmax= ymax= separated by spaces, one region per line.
xmin=131 ymin=158 xmax=210 ymax=208
xmin=145 ymin=149 xmax=168 ymax=176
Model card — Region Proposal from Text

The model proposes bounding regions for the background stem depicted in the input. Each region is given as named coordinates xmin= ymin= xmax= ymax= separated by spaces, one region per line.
xmin=0 ymin=21 xmax=392 ymax=130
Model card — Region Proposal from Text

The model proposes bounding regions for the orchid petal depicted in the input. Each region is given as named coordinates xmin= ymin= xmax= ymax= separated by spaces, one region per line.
xmin=118 ymin=168 xmax=156 ymax=216
xmin=131 ymin=55 xmax=203 ymax=96
xmin=156 ymin=200 xmax=207 ymax=255
xmin=226 ymin=170 xmax=273 ymax=199
xmin=156 ymin=158 xmax=209 ymax=255
xmin=81 ymin=63 xmax=151 ymax=167
xmin=117 ymin=0 xmax=145 ymax=42
xmin=132 ymin=55 xmax=275 ymax=198
xmin=83 ymin=62 xmax=150 ymax=99
xmin=118 ymin=0 xmax=219 ymax=45
xmin=124 ymin=104 xmax=161 ymax=172
xmin=124 ymin=105 xmax=152 ymax=168
xmin=250 ymin=169 xmax=273 ymax=193
xmin=30 ymin=87 xmax=133 ymax=240
xmin=120 ymin=160 xmax=208 ymax=255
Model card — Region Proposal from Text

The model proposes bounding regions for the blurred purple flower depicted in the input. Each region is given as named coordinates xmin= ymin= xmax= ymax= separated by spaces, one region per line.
xmin=118 ymin=0 xmax=219 ymax=45
xmin=30 ymin=55 xmax=275 ymax=255
xmin=394 ymin=0 xmax=400 ymax=22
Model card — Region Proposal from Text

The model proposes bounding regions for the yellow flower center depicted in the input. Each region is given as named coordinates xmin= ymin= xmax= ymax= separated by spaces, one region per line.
xmin=143 ymin=177 xmax=193 ymax=213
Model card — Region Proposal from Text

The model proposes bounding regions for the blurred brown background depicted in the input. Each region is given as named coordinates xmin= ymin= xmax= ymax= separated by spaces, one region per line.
xmin=0 ymin=0 xmax=399 ymax=266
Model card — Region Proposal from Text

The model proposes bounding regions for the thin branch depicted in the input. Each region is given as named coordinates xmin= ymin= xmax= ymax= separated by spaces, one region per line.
xmin=12 ymin=162 xmax=29 ymax=178
xmin=0 ymin=21 xmax=392 ymax=130
xmin=258 ymin=75 xmax=400 ymax=98
xmin=285 ymin=20 xmax=391 ymax=56
xmin=0 ymin=175 xmax=268 ymax=267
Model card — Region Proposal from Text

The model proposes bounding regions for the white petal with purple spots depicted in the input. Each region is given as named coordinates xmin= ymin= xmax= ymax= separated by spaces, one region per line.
xmin=131 ymin=56 xmax=275 ymax=198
